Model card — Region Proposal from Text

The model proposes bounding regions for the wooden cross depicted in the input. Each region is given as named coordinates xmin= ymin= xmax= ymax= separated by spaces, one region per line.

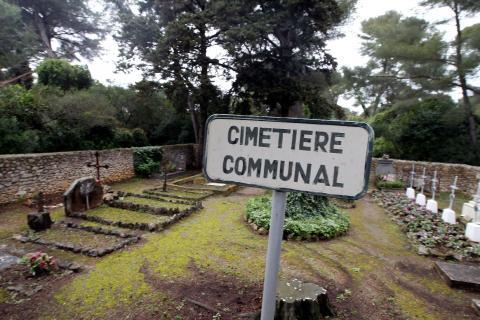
xmin=86 ymin=151 xmax=109 ymax=182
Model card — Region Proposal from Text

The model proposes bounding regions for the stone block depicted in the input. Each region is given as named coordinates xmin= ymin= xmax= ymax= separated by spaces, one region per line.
xmin=435 ymin=261 xmax=480 ymax=290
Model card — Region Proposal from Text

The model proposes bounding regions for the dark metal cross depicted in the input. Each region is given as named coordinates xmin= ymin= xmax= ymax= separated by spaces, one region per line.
xmin=86 ymin=151 xmax=109 ymax=182
xmin=36 ymin=192 xmax=45 ymax=213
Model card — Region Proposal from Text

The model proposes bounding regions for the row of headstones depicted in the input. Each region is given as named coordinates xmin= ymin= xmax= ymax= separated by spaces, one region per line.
xmin=405 ymin=164 xmax=480 ymax=243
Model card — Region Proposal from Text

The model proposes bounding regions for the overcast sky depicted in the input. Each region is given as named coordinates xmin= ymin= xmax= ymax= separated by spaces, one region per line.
xmin=84 ymin=0 xmax=479 ymax=112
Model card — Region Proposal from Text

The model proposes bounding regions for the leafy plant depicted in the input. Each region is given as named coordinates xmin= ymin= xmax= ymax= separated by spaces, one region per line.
xmin=20 ymin=251 xmax=56 ymax=276
xmin=375 ymin=178 xmax=404 ymax=189
xmin=246 ymin=193 xmax=350 ymax=239
xmin=133 ymin=147 xmax=163 ymax=177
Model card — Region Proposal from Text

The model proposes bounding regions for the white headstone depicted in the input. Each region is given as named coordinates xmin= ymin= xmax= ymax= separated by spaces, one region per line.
xmin=442 ymin=176 xmax=458 ymax=224
xmin=415 ymin=168 xmax=427 ymax=206
xmin=406 ymin=164 xmax=416 ymax=200
xmin=465 ymin=182 xmax=480 ymax=242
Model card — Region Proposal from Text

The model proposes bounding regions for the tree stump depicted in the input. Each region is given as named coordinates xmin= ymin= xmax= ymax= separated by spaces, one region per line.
xmin=275 ymin=279 xmax=334 ymax=320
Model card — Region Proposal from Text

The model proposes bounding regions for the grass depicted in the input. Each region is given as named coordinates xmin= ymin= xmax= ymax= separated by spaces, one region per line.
xmin=0 ymin=205 xmax=64 ymax=240
xmin=52 ymin=197 xmax=267 ymax=319
xmin=86 ymin=206 xmax=170 ymax=224
xmin=36 ymin=226 xmax=123 ymax=250
xmin=122 ymin=196 xmax=191 ymax=210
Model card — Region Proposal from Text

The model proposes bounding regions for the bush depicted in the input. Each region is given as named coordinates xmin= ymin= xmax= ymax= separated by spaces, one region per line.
xmin=133 ymin=147 xmax=163 ymax=177
xmin=246 ymin=193 xmax=350 ymax=239
xmin=36 ymin=59 xmax=92 ymax=90
xmin=376 ymin=179 xmax=404 ymax=189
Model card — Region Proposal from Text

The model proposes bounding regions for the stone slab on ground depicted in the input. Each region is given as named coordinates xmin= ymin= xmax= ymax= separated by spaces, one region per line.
xmin=0 ymin=252 xmax=20 ymax=271
xmin=435 ymin=261 xmax=480 ymax=290
xmin=472 ymin=299 xmax=480 ymax=316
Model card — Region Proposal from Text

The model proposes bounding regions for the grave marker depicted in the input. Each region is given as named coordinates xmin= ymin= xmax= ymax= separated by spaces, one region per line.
xmin=415 ymin=168 xmax=427 ymax=206
xmin=465 ymin=182 xmax=480 ymax=242
xmin=86 ymin=151 xmax=109 ymax=182
xmin=441 ymin=176 xmax=458 ymax=224
xmin=406 ymin=164 xmax=416 ymax=200
xmin=204 ymin=114 xmax=373 ymax=320
xmin=426 ymin=170 xmax=438 ymax=213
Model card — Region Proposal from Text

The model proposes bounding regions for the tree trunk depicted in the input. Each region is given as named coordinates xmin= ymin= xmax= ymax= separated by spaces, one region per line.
xmin=453 ymin=2 xmax=477 ymax=146
xmin=197 ymin=24 xmax=210 ymax=168
xmin=275 ymin=279 xmax=334 ymax=320
xmin=33 ymin=9 xmax=56 ymax=58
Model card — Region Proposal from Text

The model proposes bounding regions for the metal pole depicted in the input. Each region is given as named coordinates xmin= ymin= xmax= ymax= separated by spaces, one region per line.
xmin=261 ymin=190 xmax=287 ymax=320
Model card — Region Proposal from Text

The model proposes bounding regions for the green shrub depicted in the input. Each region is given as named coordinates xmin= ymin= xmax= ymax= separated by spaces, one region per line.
xmin=376 ymin=179 xmax=404 ymax=189
xmin=36 ymin=59 xmax=92 ymax=90
xmin=246 ymin=193 xmax=350 ymax=239
xmin=133 ymin=147 xmax=163 ymax=177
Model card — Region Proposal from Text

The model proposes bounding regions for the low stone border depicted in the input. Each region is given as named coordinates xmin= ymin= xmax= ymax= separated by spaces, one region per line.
xmin=59 ymin=221 xmax=138 ymax=238
xmin=144 ymin=188 xmax=213 ymax=201
xmin=106 ymin=198 xmax=201 ymax=216
xmin=68 ymin=208 xmax=195 ymax=232
xmin=14 ymin=224 xmax=140 ymax=257
xmin=117 ymin=191 xmax=198 ymax=206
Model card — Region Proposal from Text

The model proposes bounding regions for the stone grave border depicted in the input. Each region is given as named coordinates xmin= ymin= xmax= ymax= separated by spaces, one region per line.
xmin=117 ymin=191 xmax=199 ymax=206
xmin=68 ymin=207 xmax=195 ymax=232
xmin=163 ymin=172 xmax=239 ymax=196
xmin=144 ymin=187 xmax=214 ymax=201
xmin=15 ymin=223 xmax=140 ymax=257
xmin=106 ymin=197 xmax=202 ymax=216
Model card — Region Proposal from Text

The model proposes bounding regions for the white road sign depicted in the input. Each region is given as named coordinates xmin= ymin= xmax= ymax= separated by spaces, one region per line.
xmin=203 ymin=114 xmax=374 ymax=199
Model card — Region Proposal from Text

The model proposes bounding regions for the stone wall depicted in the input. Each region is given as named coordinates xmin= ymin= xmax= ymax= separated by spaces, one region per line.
xmin=0 ymin=144 xmax=198 ymax=204
xmin=370 ymin=158 xmax=480 ymax=194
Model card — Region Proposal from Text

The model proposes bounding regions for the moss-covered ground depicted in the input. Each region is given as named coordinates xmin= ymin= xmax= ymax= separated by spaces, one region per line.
xmin=122 ymin=196 xmax=192 ymax=210
xmin=85 ymin=206 xmax=171 ymax=224
xmin=34 ymin=225 xmax=124 ymax=250
xmin=0 ymin=178 xmax=479 ymax=319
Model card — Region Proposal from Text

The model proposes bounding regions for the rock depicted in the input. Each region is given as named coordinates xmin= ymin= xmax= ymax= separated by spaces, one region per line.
xmin=69 ymin=263 xmax=82 ymax=273
xmin=417 ymin=245 xmax=429 ymax=256
xmin=27 ymin=211 xmax=52 ymax=231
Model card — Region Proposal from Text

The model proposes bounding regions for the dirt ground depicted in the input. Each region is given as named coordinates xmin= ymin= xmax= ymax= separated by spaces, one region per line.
xmin=0 ymin=181 xmax=479 ymax=319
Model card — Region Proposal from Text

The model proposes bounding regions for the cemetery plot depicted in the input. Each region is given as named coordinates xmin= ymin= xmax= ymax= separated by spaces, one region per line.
xmin=169 ymin=173 xmax=238 ymax=194
xmin=15 ymin=223 xmax=139 ymax=257
xmin=68 ymin=206 xmax=191 ymax=232
xmin=372 ymin=191 xmax=480 ymax=261
xmin=144 ymin=188 xmax=213 ymax=201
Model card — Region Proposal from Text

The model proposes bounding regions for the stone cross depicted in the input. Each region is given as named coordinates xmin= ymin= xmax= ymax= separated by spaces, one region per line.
xmin=430 ymin=170 xmax=438 ymax=200
xmin=86 ymin=151 xmax=109 ymax=182
xmin=409 ymin=164 xmax=416 ymax=188
xmin=419 ymin=168 xmax=427 ymax=194
xmin=448 ymin=176 xmax=458 ymax=210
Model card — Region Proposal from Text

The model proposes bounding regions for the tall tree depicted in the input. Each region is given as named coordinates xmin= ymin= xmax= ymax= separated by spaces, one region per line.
xmin=113 ymin=0 xmax=231 ymax=163
xmin=218 ymin=0 xmax=356 ymax=117
xmin=340 ymin=11 xmax=448 ymax=117
xmin=420 ymin=0 xmax=480 ymax=145
xmin=9 ymin=0 xmax=105 ymax=59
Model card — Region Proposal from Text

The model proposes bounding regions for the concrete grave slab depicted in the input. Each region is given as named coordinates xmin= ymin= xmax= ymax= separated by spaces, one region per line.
xmin=435 ymin=261 xmax=480 ymax=290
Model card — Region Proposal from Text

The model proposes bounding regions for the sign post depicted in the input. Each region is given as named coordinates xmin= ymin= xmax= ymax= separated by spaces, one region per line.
xmin=203 ymin=114 xmax=373 ymax=320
